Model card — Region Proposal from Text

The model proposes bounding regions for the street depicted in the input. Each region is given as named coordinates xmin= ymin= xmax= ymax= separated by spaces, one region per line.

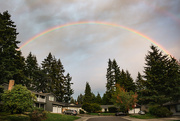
xmin=87 ymin=116 xmax=130 ymax=121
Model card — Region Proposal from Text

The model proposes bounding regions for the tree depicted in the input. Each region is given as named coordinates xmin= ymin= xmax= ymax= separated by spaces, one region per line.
xmin=2 ymin=85 xmax=36 ymax=114
xmin=118 ymin=69 xmax=136 ymax=92
xmin=83 ymin=82 xmax=92 ymax=103
xmin=111 ymin=84 xmax=138 ymax=113
xmin=141 ymin=45 xmax=180 ymax=105
xmin=0 ymin=11 xmax=25 ymax=84
xmin=41 ymin=53 xmax=66 ymax=102
xmin=24 ymin=52 xmax=39 ymax=89
xmin=105 ymin=59 xmax=120 ymax=104
xmin=95 ymin=92 xmax=102 ymax=104
xmin=64 ymin=73 xmax=74 ymax=103
xmin=135 ymin=72 xmax=145 ymax=104
xmin=77 ymin=93 xmax=84 ymax=104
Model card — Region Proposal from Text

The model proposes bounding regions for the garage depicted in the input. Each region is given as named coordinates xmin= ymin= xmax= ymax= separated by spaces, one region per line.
xmin=53 ymin=105 xmax=62 ymax=113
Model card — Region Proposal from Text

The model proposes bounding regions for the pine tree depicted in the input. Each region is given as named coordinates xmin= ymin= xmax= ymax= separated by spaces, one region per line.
xmin=83 ymin=82 xmax=92 ymax=103
xmin=0 ymin=11 xmax=25 ymax=84
xmin=24 ymin=52 xmax=39 ymax=88
xmin=77 ymin=94 xmax=84 ymax=104
xmin=41 ymin=53 xmax=66 ymax=102
xmin=141 ymin=45 xmax=180 ymax=105
xmin=95 ymin=92 xmax=102 ymax=104
xmin=64 ymin=73 xmax=74 ymax=103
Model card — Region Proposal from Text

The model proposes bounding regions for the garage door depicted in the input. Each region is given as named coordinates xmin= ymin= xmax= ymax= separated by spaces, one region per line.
xmin=53 ymin=105 xmax=62 ymax=113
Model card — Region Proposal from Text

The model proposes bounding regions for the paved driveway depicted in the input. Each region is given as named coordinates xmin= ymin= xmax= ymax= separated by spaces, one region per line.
xmin=87 ymin=116 xmax=130 ymax=121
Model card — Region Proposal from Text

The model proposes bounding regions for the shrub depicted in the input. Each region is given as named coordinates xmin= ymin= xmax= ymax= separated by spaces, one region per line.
xmin=149 ymin=105 xmax=173 ymax=117
xmin=82 ymin=103 xmax=101 ymax=113
xmin=108 ymin=107 xmax=117 ymax=113
xmin=29 ymin=108 xmax=47 ymax=121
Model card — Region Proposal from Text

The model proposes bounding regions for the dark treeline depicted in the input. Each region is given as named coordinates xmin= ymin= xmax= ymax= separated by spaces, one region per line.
xmin=0 ymin=11 xmax=73 ymax=103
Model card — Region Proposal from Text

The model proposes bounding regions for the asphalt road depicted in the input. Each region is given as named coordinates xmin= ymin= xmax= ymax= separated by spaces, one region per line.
xmin=87 ymin=116 xmax=130 ymax=121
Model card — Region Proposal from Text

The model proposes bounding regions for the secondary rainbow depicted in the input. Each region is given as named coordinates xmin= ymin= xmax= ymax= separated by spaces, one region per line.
xmin=19 ymin=21 xmax=171 ymax=56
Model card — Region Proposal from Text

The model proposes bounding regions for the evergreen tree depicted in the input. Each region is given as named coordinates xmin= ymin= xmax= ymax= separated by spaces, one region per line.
xmin=64 ymin=73 xmax=74 ymax=103
xmin=41 ymin=53 xmax=65 ymax=102
xmin=24 ymin=52 xmax=39 ymax=88
xmin=118 ymin=69 xmax=135 ymax=92
xmin=141 ymin=45 xmax=180 ymax=105
xmin=95 ymin=92 xmax=102 ymax=104
xmin=0 ymin=11 xmax=25 ymax=84
xmin=83 ymin=82 xmax=92 ymax=103
xmin=77 ymin=93 xmax=84 ymax=104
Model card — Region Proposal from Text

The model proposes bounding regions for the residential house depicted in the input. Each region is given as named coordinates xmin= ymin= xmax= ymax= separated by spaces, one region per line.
xmin=163 ymin=101 xmax=180 ymax=116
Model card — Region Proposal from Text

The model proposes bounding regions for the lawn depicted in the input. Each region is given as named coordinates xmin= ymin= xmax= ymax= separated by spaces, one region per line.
xmin=0 ymin=112 xmax=80 ymax=121
xmin=130 ymin=113 xmax=158 ymax=119
xmin=44 ymin=113 xmax=80 ymax=121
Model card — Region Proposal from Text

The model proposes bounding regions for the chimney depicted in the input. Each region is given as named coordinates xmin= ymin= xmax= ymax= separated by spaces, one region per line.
xmin=8 ymin=80 xmax=15 ymax=91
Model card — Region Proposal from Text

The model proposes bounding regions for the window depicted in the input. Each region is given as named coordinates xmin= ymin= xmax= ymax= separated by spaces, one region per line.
xmin=49 ymin=96 xmax=54 ymax=101
xmin=176 ymin=104 xmax=180 ymax=112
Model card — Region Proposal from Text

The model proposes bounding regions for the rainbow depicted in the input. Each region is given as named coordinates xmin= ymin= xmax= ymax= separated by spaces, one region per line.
xmin=19 ymin=21 xmax=171 ymax=56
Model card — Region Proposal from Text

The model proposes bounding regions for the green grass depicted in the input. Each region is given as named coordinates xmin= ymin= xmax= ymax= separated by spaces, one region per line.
xmin=88 ymin=113 xmax=115 ymax=116
xmin=130 ymin=113 xmax=158 ymax=119
xmin=44 ymin=113 xmax=80 ymax=121
xmin=0 ymin=112 xmax=80 ymax=121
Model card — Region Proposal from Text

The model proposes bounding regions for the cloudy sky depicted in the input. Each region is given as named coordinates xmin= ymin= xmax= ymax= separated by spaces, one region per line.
xmin=1 ymin=0 xmax=180 ymax=99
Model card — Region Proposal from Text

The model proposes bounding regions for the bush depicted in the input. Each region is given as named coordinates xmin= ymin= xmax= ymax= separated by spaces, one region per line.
xmin=29 ymin=108 xmax=47 ymax=121
xmin=82 ymin=103 xmax=101 ymax=113
xmin=108 ymin=107 xmax=117 ymax=113
xmin=6 ymin=114 xmax=30 ymax=121
xmin=149 ymin=105 xmax=173 ymax=117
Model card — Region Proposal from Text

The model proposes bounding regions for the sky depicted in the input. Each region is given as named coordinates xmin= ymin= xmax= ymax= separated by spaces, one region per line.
xmin=0 ymin=0 xmax=180 ymax=99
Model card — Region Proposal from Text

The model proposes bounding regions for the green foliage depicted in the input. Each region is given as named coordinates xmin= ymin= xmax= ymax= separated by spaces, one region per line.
xmin=83 ymin=82 xmax=93 ymax=103
xmin=0 ymin=11 xmax=25 ymax=84
xmin=149 ymin=105 xmax=173 ymax=117
xmin=64 ymin=73 xmax=74 ymax=103
xmin=82 ymin=103 xmax=101 ymax=113
xmin=141 ymin=45 xmax=180 ymax=105
xmin=6 ymin=114 xmax=30 ymax=121
xmin=29 ymin=107 xmax=47 ymax=121
xmin=95 ymin=93 xmax=102 ymax=104
xmin=2 ymin=85 xmax=36 ymax=114
xmin=77 ymin=93 xmax=84 ymax=104
xmin=108 ymin=107 xmax=117 ymax=113
xmin=111 ymin=84 xmax=138 ymax=113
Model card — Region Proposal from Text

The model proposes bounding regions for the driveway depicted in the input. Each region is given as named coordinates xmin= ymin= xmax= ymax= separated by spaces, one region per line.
xmin=87 ymin=116 xmax=130 ymax=121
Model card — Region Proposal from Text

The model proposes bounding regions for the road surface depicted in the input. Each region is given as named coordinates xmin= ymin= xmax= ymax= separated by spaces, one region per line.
xmin=87 ymin=116 xmax=130 ymax=121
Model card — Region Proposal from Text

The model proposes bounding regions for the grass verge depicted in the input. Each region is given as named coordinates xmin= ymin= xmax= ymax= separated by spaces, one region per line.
xmin=130 ymin=113 xmax=158 ymax=119
xmin=44 ymin=113 xmax=80 ymax=121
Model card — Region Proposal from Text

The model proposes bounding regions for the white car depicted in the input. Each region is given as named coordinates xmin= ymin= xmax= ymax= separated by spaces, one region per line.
xmin=138 ymin=111 xmax=145 ymax=115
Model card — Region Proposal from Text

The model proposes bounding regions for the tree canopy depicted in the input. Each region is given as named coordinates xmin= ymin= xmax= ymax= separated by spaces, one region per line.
xmin=2 ymin=85 xmax=36 ymax=114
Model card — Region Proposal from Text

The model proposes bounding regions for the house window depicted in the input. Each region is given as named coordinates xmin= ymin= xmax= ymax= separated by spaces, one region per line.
xmin=49 ymin=96 xmax=54 ymax=101
xmin=176 ymin=104 xmax=180 ymax=112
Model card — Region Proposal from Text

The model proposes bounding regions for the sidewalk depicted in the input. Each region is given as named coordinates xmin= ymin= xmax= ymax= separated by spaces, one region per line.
xmin=122 ymin=116 xmax=180 ymax=121
xmin=75 ymin=114 xmax=180 ymax=121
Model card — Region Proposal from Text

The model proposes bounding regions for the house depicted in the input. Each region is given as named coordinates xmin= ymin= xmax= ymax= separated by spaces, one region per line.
xmin=31 ymin=91 xmax=64 ymax=113
xmin=0 ymin=80 xmax=80 ymax=114
xmin=62 ymin=103 xmax=83 ymax=114
xmin=163 ymin=101 xmax=180 ymax=116
xmin=100 ymin=104 xmax=140 ymax=114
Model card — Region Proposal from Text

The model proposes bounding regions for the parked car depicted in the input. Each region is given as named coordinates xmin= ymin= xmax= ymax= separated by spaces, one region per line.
xmin=115 ymin=112 xmax=127 ymax=116
xmin=138 ymin=111 xmax=145 ymax=115
xmin=64 ymin=110 xmax=77 ymax=115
